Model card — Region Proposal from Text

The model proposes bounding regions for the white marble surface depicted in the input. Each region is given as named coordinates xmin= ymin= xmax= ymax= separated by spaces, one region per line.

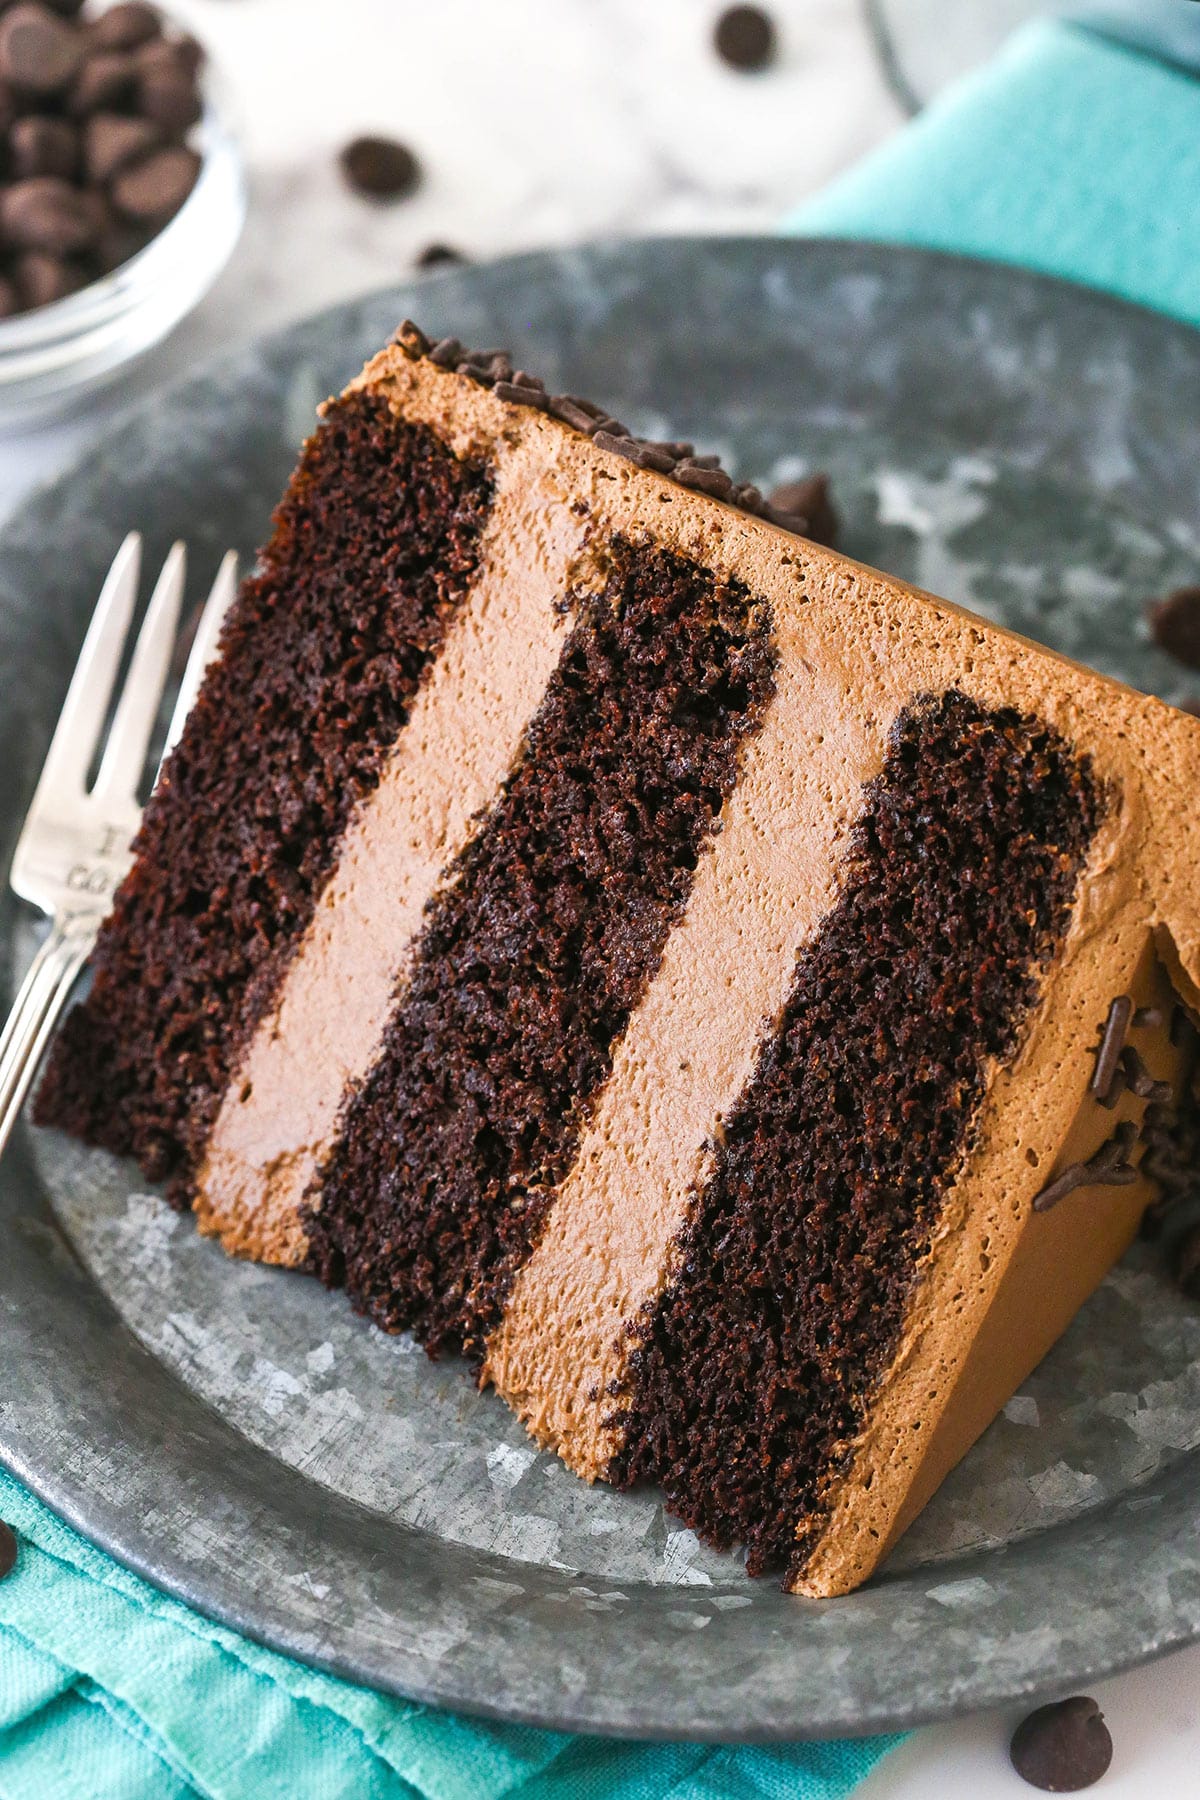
xmin=2 ymin=1 xmax=1198 ymax=1791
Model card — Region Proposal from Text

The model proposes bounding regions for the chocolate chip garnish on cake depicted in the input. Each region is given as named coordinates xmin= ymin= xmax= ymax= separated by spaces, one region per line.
xmin=34 ymin=321 xmax=1200 ymax=1597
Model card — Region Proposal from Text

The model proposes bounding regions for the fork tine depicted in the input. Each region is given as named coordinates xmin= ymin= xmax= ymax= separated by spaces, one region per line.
xmin=93 ymin=540 xmax=186 ymax=801
xmin=158 ymin=549 xmax=238 ymax=773
xmin=35 ymin=532 xmax=142 ymax=798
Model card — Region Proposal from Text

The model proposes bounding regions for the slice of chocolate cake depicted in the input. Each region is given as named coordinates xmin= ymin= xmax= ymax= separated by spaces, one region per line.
xmin=35 ymin=322 xmax=1200 ymax=1597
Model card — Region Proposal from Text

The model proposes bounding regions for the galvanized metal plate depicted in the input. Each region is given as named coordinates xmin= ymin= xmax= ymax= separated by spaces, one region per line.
xmin=2 ymin=239 xmax=1200 ymax=1740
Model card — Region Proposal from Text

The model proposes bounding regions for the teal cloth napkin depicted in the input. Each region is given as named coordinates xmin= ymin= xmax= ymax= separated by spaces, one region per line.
xmin=788 ymin=16 xmax=1200 ymax=330
xmin=11 ymin=13 xmax=1195 ymax=1797
xmin=0 ymin=1467 xmax=901 ymax=1799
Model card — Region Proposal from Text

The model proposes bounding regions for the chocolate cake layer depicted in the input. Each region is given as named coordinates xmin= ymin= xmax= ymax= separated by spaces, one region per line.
xmin=608 ymin=691 xmax=1104 ymax=1580
xmin=35 ymin=392 xmax=493 ymax=1192
xmin=304 ymin=534 xmax=777 ymax=1362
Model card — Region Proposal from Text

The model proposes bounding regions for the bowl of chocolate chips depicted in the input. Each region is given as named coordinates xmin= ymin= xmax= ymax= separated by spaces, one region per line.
xmin=0 ymin=0 xmax=244 ymax=418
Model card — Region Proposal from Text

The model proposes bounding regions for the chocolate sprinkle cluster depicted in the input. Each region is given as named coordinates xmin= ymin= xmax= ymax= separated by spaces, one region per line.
xmin=392 ymin=318 xmax=830 ymax=542
xmin=1039 ymin=992 xmax=1200 ymax=1301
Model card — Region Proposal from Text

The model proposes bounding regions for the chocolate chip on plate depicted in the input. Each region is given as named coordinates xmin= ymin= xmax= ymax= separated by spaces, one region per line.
xmin=0 ymin=1519 xmax=16 ymax=1580
xmin=88 ymin=1 xmax=160 ymax=53
xmin=110 ymin=143 xmax=199 ymax=222
xmin=713 ymin=4 xmax=776 ymax=71
xmin=340 ymin=134 xmax=421 ymax=200
xmin=83 ymin=110 xmax=158 ymax=184
xmin=1010 ymin=1697 xmax=1113 ymax=1791
xmin=0 ymin=3 xmax=85 ymax=96
xmin=766 ymin=473 xmax=839 ymax=547
xmin=1148 ymin=584 xmax=1200 ymax=670
xmin=1 ymin=175 xmax=97 ymax=252
xmin=416 ymin=242 xmax=465 ymax=270
xmin=10 ymin=113 xmax=78 ymax=179
xmin=0 ymin=275 xmax=17 ymax=318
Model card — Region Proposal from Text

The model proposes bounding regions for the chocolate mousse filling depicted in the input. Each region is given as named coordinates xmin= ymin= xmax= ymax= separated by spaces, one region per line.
xmin=608 ymin=690 xmax=1105 ymax=1580
xmin=36 ymin=392 xmax=494 ymax=1194
xmin=304 ymin=535 xmax=778 ymax=1362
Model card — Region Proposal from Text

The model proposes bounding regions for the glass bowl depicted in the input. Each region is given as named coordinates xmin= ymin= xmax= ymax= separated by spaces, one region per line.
xmin=0 ymin=89 xmax=245 ymax=425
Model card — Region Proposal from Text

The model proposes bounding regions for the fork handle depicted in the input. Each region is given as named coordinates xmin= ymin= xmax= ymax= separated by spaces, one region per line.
xmin=0 ymin=922 xmax=92 ymax=1158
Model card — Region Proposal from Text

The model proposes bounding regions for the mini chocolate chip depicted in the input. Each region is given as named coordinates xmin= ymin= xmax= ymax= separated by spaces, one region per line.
xmin=15 ymin=246 xmax=82 ymax=306
xmin=88 ymin=2 xmax=159 ymax=53
xmin=1010 ymin=1696 xmax=1113 ymax=1791
xmin=1179 ymin=696 xmax=1200 ymax=718
xmin=83 ymin=110 xmax=158 ymax=183
xmin=1176 ymin=1224 xmax=1200 ymax=1300
xmin=67 ymin=48 xmax=135 ymax=113
xmin=0 ymin=3 xmax=84 ymax=95
xmin=136 ymin=62 xmax=199 ymax=132
xmin=1 ymin=174 xmax=96 ymax=250
xmin=416 ymin=242 xmax=464 ymax=269
xmin=0 ymin=1520 xmax=14 ymax=1577
xmin=1149 ymin=585 xmax=1200 ymax=669
xmin=714 ymin=4 xmax=776 ymax=70
xmin=0 ymin=274 xmax=18 ymax=317
xmin=766 ymin=473 xmax=839 ymax=547
xmin=10 ymin=114 xmax=78 ymax=179
xmin=109 ymin=143 xmax=199 ymax=222
xmin=339 ymin=134 xmax=420 ymax=200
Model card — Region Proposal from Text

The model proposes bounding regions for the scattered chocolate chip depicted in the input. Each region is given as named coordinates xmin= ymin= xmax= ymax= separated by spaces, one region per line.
xmin=0 ymin=274 xmax=17 ymax=317
xmin=416 ymin=242 xmax=465 ymax=270
xmin=339 ymin=134 xmax=420 ymax=200
xmin=1148 ymin=585 xmax=1200 ymax=670
xmin=1179 ymin=696 xmax=1200 ymax=718
xmin=1 ymin=174 xmax=95 ymax=251
xmin=67 ymin=48 xmax=135 ymax=114
xmin=0 ymin=3 xmax=84 ymax=96
xmin=82 ymin=110 xmax=158 ymax=184
xmin=0 ymin=1520 xmax=14 ymax=1578
xmin=1010 ymin=1696 xmax=1113 ymax=1791
xmin=9 ymin=112 xmax=77 ymax=178
xmin=88 ymin=2 xmax=159 ymax=53
xmin=766 ymin=473 xmax=839 ymax=547
xmin=15 ymin=246 xmax=81 ymax=305
xmin=713 ymin=4 xmax=776 ymax=71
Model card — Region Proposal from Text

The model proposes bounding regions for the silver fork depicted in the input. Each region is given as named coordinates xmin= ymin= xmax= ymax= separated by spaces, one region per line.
xmin=0 ymin=533 xmax=238 ymax=1154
